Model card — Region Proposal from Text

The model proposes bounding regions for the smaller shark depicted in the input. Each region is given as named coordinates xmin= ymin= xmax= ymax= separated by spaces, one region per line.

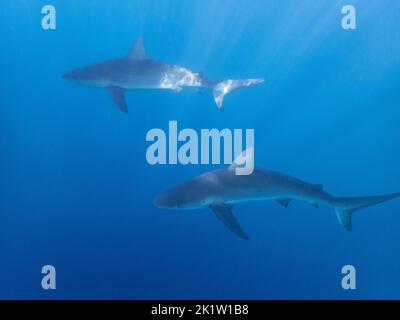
xmin=154 ymin=149 xmax=400 ymax=239
xmin=62 ymin=38 xmax=264 ymax=113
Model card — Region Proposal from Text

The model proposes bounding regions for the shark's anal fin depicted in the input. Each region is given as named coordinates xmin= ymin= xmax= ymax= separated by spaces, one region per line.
xmin=210 ymin=204 xmax=250 ymax=240
xmin=128 ymin=37 xmax=147 ymax=60
xmin=276 ymin=198 xmax=292 ymax=208
xmin=106 ymin=86 xmax=128 ymax=113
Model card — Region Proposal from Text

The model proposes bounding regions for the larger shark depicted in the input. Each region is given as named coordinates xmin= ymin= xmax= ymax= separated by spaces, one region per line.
xmin=154 ymin=151 xmax=400 ymax=240
xmin=62 ymin=38 xmax=264 ymax=113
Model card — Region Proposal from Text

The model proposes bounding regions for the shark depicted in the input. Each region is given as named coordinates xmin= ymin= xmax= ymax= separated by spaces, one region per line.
xmin=154 ymin=149 xmax=400 ymax=240
xmin=62 ymin=37 xmax=264 ymax=113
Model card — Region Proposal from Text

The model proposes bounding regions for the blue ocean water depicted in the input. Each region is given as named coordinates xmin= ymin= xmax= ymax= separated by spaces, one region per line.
xmin=0 ymin=0 xmax=400 ymax=299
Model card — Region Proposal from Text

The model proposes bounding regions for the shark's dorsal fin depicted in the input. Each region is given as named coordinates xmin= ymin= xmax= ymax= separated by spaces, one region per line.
xmin=210 ymin=204 xmax=250 ymax=240
xmin=228 ymin=162 xmax=237 ymax=172
xmin=128 ymin=37 xmax=147 ymax=60
xmin=229 ymin=147 xmax=254 ymax=175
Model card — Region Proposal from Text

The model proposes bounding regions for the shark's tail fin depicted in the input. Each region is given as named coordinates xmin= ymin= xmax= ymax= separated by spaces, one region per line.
xmin=333 ymin=192 xmax=400 ymax=231
xmin=212 ymin=79 xmax=264 ymax=111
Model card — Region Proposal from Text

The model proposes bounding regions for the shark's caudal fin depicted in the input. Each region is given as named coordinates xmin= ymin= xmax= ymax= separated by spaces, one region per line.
xmin=210 ymin=204 xmax=250 ymax=240
xmin=334 ymin=192 xmax=400 ymax=231
xmin=212 ymin=79 xmax=264 ymax=111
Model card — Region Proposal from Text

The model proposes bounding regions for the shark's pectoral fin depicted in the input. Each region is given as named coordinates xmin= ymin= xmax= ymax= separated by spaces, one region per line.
xmin=128 ymin=37 xmax=148 ymax=60
xmin=210 ymin=204 xmax=250 ymax=240
xmin=107 ymin=86 xmax=128 ymax=113
xmin=335 ymin=209 xmax=352 ymax=232
xmin=276 ymin=198 xmax=292 ymax=208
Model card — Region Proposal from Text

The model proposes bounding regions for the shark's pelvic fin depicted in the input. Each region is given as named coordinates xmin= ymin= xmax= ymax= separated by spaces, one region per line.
xmin=210 ymin=204 xmax=250 ymax=240
xmin=334 ymin=192 xmax=400 ymax=231
xmin=276 ymin=198 xmax=292 ymax=208
xmin=107 ymin=86 xmax=128 ymax=113
xmin=128 ymin=37 xmax=147 ymax=60
xmin=212 ymin=79 xmax=264 ymax=111
xmin=311 ymin=202 xmax=320 ymax=208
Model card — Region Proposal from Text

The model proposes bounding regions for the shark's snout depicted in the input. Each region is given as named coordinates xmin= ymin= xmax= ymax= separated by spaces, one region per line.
xmin=62 ymin=67 xmax=104 ymax=87
xmin=62 ymin=71 xmax=78 ymax=81
xmin=61 ymin=70 xmax=83 ymax=81
xmin=62 ymin=66 xmax=90 ymax=81
xmin=154 ymin=192 xmax=176 ymax=209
